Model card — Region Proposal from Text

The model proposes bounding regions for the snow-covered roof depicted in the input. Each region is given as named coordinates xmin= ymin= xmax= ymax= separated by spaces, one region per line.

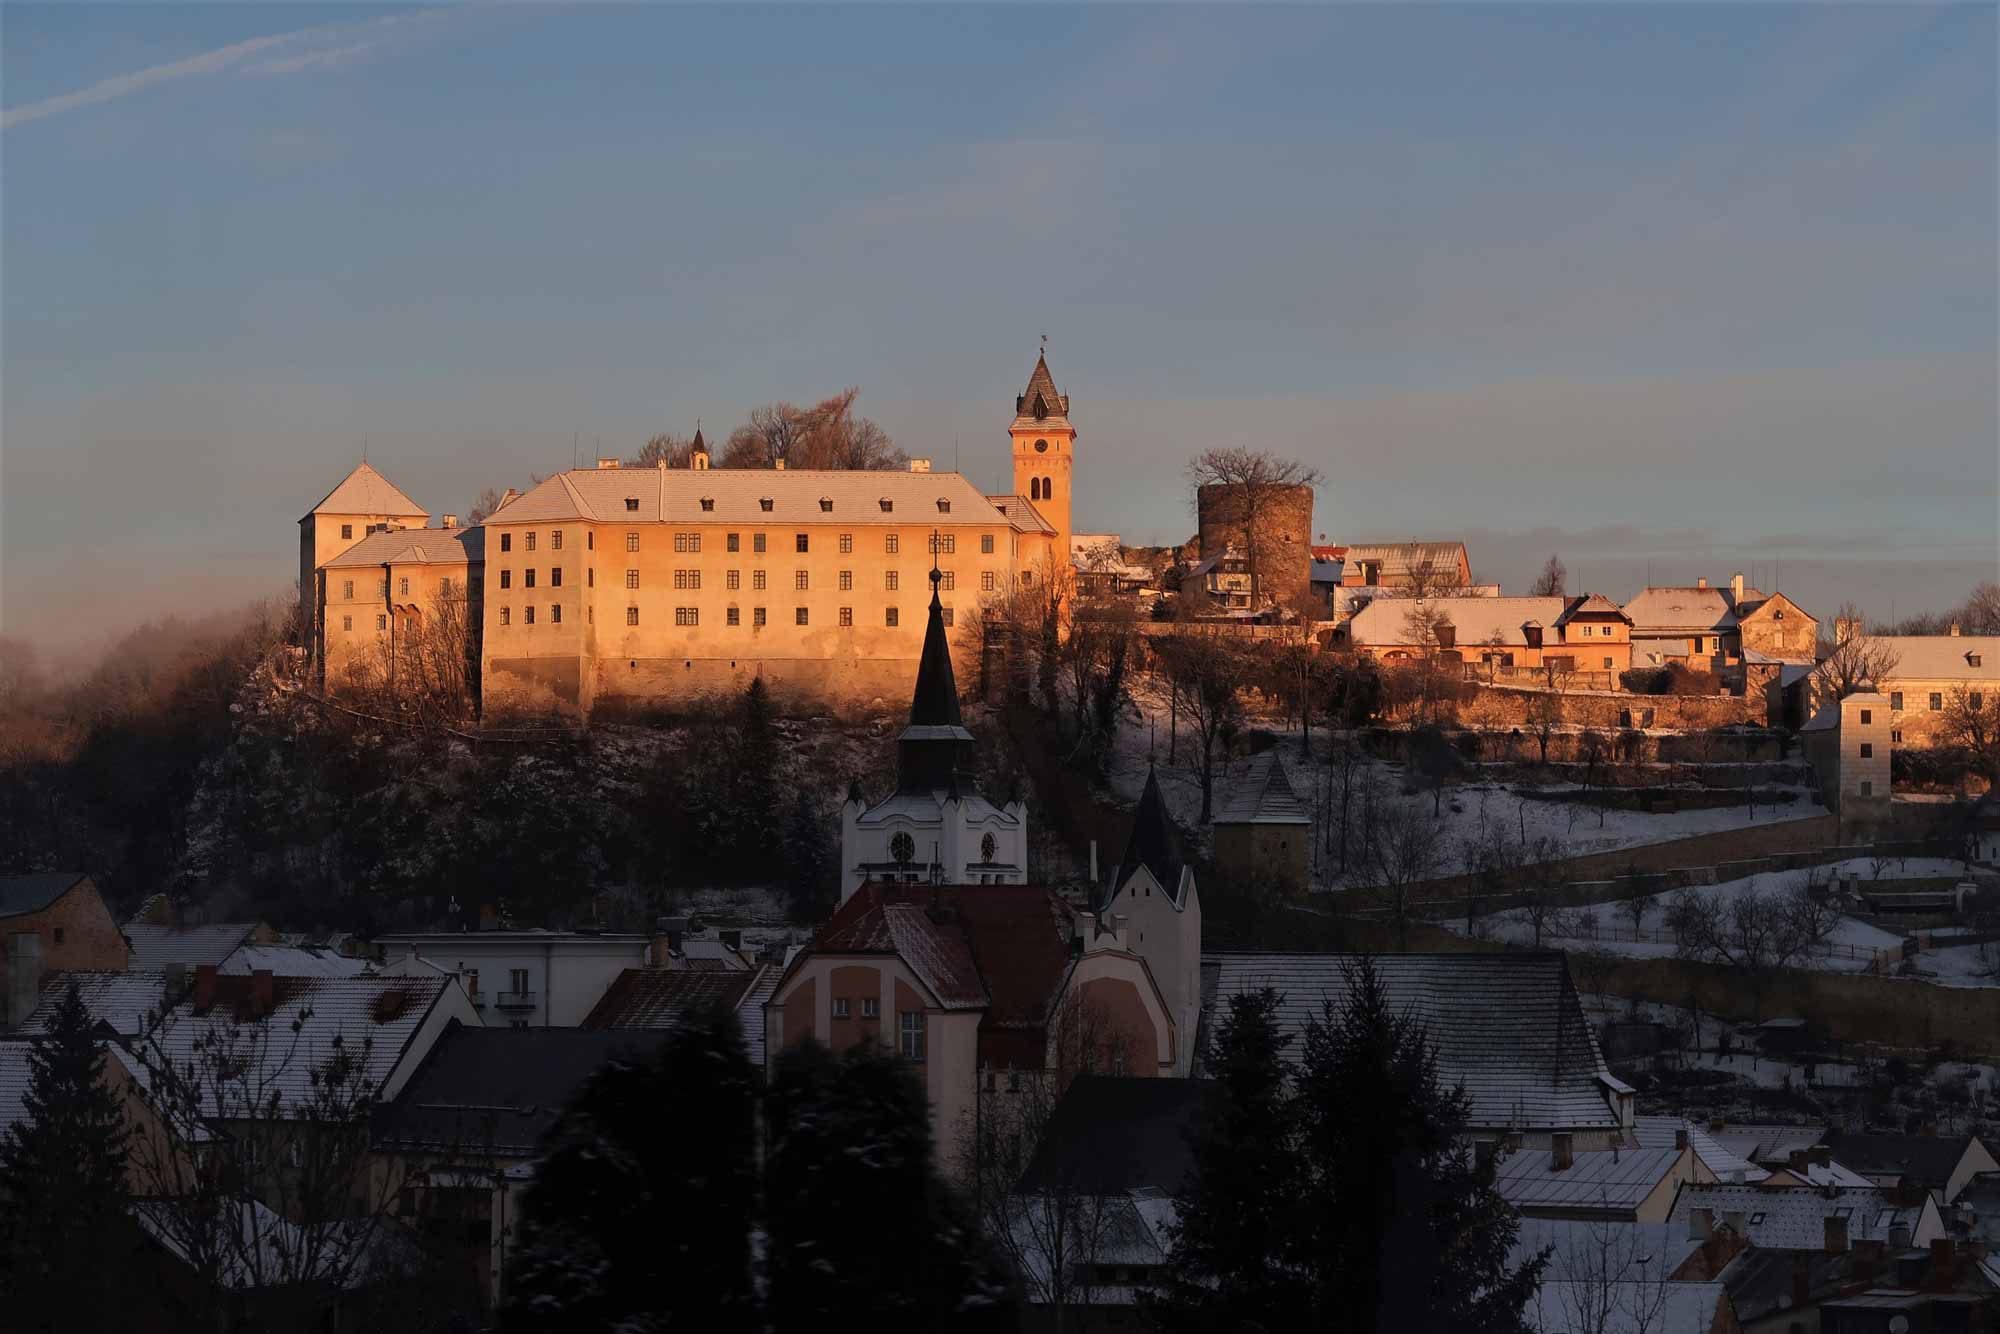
xmin=1622 ymin=586 xmax=1758 ymax=635
xmin=219 ymin=944 xmax=374 ymax=978
xmin=1494 ymin=1146 xmax=1685 ymax=1213
xmin=23 ymin=971 xmax=169 ymax=1037
xmin=1632 ymin=1116 xmax=1767 ymax=1183
xmin=1667 ymin=1184 xmax=1938 ymax=1250
xmin=1213 ymin=752 xmax=1311 ymax=826
xmin=1707 ymin=1123 xmax=1828 ymax=1165
xmin=1345 ymin=595 xmax=1570 ymax=649
xmin=307 ymin=462 xmax=429 ymax=520
xmin=986 ymin=495 xmax=1057 ymax=535
xmin=1508 ymin=1219 xmax=1705 ymax=1278
xmin=319 ymin=525 xmax=481 ymax=569
xmin=490 ymin=465 xmax=1008 ymax=527
xmin=123 ymin=922 xmax=261 ymax=972
xmin=1872 ymin=635 xmax=2000 ymax=682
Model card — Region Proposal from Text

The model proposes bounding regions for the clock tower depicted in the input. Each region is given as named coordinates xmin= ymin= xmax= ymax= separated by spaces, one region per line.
xmin=1010 ymin=350 xmax=1076 ymax=569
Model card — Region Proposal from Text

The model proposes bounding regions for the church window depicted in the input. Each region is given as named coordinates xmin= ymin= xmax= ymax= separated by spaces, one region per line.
xmin=700 ymin=498 xmax=714 ymax=512
xmin=819 ymin=498 xmax=833 ymax=513
xmin=625 ymin=498 xmax=639 ymax=512
xmin=942 ymin=606 xmax=954 ymax=627
xmin=499 ymin=608 xmax=510 ymax=626
xmin=726 ymin=607 xmax=740 ymax=626
xmin=839 ymin=533 xmax=853 ymax=554
xmin=626 ymin=570 xmax=639 ymax=589
xmin=795 ymin=607 xmax=809 ymax=626
xmin=885 ymin=571 xmax=899 ymax=591
xmin=862 ymin=998 xmax=879 ymax=1019
xmin=885 ymin=607 xmax=899 ymax=628
xmin=884 ymin=533 xmax=900 ymax=555
xmin=551 ymin=568 xmax=563 ymax=587
xmin=759 ymin=497 xmax=774 ymax=512
xmin=627 ymin=607 xmax=639 ymax=626
xmin=753 ymin=570 xmax=767 ymax=591
xmin=981 ymin=534 xmax=994 ymax=555
xmin=727 ymin=532 xmax=740 ymax=552
xmin=839 ymin=607 xmax=852 ymax=626
xmin=981 ymin=833 xmax=997 ymax=862
xmin=524 ymin=606 xmax=536 ymax=625
xmin=795 ymin=570 xmax=809 ymax=591
xmin=833 ymin=998 xmax=850 ymax=1019
xmin=937 ymin=499 xmax=951 ymax=514
xmin=525 ymin=569 xmax=537 ymax=589
xmin=796 ymin=533 xmax=809 ymax=553
xmin=676 ymin=608 xmax=698 ymax=626
xmin=839 ymin=571 xmax=853 ymax=591
xmin=501 ymin=533 xmax=512 ymax=553
xmin=890 ymin=832 xmax=915 ymax=865
xmin=982 ymin=571 xmax=996 ymax=592
xmin=754 ymin=607 xmax=767 ymax=627
xmin=626 ymin=533 xmax=640 ymax=552
xmin=551 ymin=605 xmax=562 ymax=625
xmin=753 ymin=533 xmax=767 ymax=554
xmin=342 ymin=615 xmax=353 ymax=632
xmin=899 ymin=1012 xmax=926 ymax=1063
xmin=552 ymin=530 xmax=562 ymax=550
xmin=727 ymin=570 xmax=741 ymax=590
xmin=526 ymin=532 xmax=537 ymax=552
xmin=879 ymin=498 xmax=893 ymax=513
xmin=340 ymin=524 xmax=353 ymax=540
xmin=342 ymin=580 xmax=355 ymax=599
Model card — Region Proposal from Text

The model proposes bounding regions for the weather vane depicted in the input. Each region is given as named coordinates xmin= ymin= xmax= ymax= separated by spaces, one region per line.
xmin=1039 ymin=332 xmax=1048 ymax=355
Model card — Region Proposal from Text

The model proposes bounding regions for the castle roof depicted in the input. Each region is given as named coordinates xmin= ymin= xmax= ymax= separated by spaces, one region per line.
xmin=306 ymin=462 xmax=429 ymax=521
xmin=986 ymin=495 xmax=1058 ymax=535
xmin=488 ymin=465 xmax=1007 ymax=528
xmin=319 ymin=524 xmax=483 ymax=569
xmin=1013 ymin=353 xmax=1072 ymax=429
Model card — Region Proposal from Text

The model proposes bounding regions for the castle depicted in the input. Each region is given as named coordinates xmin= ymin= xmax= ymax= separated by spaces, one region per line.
xmin=298 ymin=354 xmax=1081 ymax=714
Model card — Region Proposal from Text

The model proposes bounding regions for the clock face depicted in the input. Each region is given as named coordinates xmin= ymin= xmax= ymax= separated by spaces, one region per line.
xmin=1034 ymin=439 xmax=1049 ymax=453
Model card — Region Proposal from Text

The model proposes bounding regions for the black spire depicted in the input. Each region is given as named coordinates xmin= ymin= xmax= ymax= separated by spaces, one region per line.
xmin=896 ymin=560 xmax=974 ymax=792
xmin=1115 ymin=765 xmax=1185 ymax=901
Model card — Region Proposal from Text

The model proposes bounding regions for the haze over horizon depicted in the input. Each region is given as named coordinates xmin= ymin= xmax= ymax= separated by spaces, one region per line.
xmin=4 ymin=4 xmax=1996 ymax=658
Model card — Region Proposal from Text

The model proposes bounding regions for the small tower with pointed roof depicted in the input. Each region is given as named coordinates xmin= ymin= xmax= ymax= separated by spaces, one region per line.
xmin=689 ymin=424 xmax=711 ymax=471
xmin=840 ymin=569 xmax=1027 ymax=902
xmin=1100 ymin=765 xmax=1203 ymax=1074
xmin=298 ymin=461 xmax=431 ymax=664
xmin=1010 ymin=347 xmax=1077 ymax=570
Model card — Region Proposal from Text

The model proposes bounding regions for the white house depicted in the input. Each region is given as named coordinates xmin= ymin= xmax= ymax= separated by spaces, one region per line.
xmin=375 ymin=930 xmax=655 ymax=1028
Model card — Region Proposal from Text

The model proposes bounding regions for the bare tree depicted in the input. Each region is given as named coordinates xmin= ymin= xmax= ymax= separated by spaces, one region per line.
xmin=1184 ymin=447 xmax=1322 ymax=609
xmin=1809 ymin=604 xmax=1900 ymax=712
xmin=1964 ymin=582 xmax=2000 ymax=634
xmin=1517 ymin=840 xmax=1575 ymax=949
xmin=628 ymin=432 xmax=693 ymax=469
xmin=1530 ymin=555 xmax=1568 ymax=599
xmin=1154 ymin=629 xmax=1246 ymax=823
xmin=1400 ymin=541 xmax=1468 ymax=602
xmin=1367 ymin=799 xmax=1447 ymax=949
xmin=465 ymin=487 xmax=507 ymax=525
xmin=1543 ymin=1217 xmax=1679 ymax=1334
xmin=718 ymin=389 xmax=907 ymax=471
xmin=1527 ymin=689 xmax=1564 ymax=766
xmin=1939 ymin=685 xmax=2000 ymax=785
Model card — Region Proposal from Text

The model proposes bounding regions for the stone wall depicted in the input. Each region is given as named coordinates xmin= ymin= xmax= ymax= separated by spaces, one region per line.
xmin=1196 ymin=482 xmax=1313 ymax=609
xmin=1455 ymin=683 xmax=1767 ymax=732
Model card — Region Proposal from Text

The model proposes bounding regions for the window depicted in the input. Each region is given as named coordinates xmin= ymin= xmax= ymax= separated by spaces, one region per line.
xmin=1860 ymin=780 xmax=1874 ymax=797
xmin=839 ymin=533 xmax=853 ymax=554
xmin=1860 ymin=709 xmax=1872 ymax=724
xmin=1021 ymin=569 xmax=1034 ymax=587
xmin=753 ymin=570 xmax=767 ymax=591
xmin=510 ymin=968 xmax=529 ymax=995
xmin=728 ymin=532 xmax=741 ymax=553
xmin=886 ymin=607 xmax=900 ymax=627
xmin=501 ymin=533 xmax=512 ymax=553
xmin=674 ymin=570 xmax=700 ymax=590
xmin=839 ymin=607 xmax=853 ymax=626
xmin=1974 ymin=693 xmax=1987 ymax=711
xmin=526 ymin=532 xmax=537 ymax=552
xmin=627 ymin=533 xmax=640 ymax=552
xmin=525 ymin=569 xmax=537 ymax=589
xmin=1931 ymin=693 xmax=1944 ymax=710
xmin=676 ymin=607 xmax=698 ymax=626
xmin=839 ymin=570 xmax=853 ymax=591
xmin=879 ymin=498 xmax=894 ymax=513
xmin=1860 ymin=743 xmax=1873 ymax=758
xmin=885 ymin=571 xmax=899 ymax=591
xmin=398 ymin=576 xmax=410 ymax=596
xmin=500 ymin=570 xmax=512 ymax=590
xmin=726 ymin=570 xmax=741 ymax=590
xmin=625 ymin=497 xmax=639 ymax=512
xmin=499 ymin=608 xmax=510 ymax=626
xmin=626 ymin=607 xmax=639 ymax=626
xmin=753 ymin=533 xmax=767 ymax=554
xmin=943 ymin=606 xmax=955 ymax=627
xmin=376 ymin=614 xmax=388 ymax=631
xmin=796 ymin=533 xmax=809 ymax=553
xmin=1891 ymin=691 xmax=1904 ymax=710
xmin=551 ymin=604 xmax=562 ymax=625
xmin=833 ymin=998 xmax=850 ymax=1019
xmin=819 ymin=498 xmax=833 ymax=513
xmin=381 ymin=578 xmax=390 ymax=598
xmin=795 ymin=607 xmax=809 ymax=626
xmin=982 ymin=570 xmax=997 ymax=592
xmin=981 ymin=534 xmax=994 ymax=555
xmin=342 ymin=579 xmax=355 ymax=599
xmin=587 ymin=531 xmax=594 ymax=550
xmin=523 ymin=606 xmax=535 ymax=625
xmin=627 ymin=569 xmax=640 ymax=589
xmin=342 ymin=615 xmax=353 ymax=631
xmin=885 ymin=533 xmax=900 ymax=554
xmin=940 ymin=571 xmax=955 ymax=591
xmin=937 ymin=499 xmax=951 ymax=514
xmin=552 ymin=530 xmax=562 ymax=550
xmin=1581 ymin=625 xmax=1592 ymax=637
xmin=1693 ymin=637 xmax=1703 ymax=654
xmin=673 ymin=533 xmax=693 ymax=553
xmin=795 ymin=570 xmax=809 ymax=591
xmin=759 ymin=497 xmax=774 ymax=513
xmin=340 ymin=524 xmax=353 ymax=540
xmin=1972 ymin=655 xmax=1986 ymax=668
xmin=700 ymin=498 xmax=714 ymax=512
xmin=862 ymin=997 xmax=879 ymax=1019
xmin=899 ymin=1011 xmax=926 ymax=1062
xmin=1602 ymin=657 xmax=1612 ymax=669
xmin=1892 ymin=729 xmax=1903 ymax=743
xmin=754 ymin=607 xmax=767 ymax=627
xmin=934 ymin=533 xmax=956 ymax=554
xmin=726 ymin=607 xmax=740 ymax=626
xmin=551 ymin=567 xmax=563 ymax=587
xmin=588 ymin=568 xmax=595 ymax=587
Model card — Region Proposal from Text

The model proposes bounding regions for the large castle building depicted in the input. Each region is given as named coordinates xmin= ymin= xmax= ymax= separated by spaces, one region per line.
xmin=299 ymin=354 xmax=1081 ymax=714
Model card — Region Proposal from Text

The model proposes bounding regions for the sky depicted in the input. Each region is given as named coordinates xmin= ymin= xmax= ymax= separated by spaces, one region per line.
xmin=3 ymin=3 xmax=1996 ymax=661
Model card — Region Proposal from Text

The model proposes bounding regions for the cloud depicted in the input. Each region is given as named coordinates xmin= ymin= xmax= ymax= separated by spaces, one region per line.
xmin=2 ymin=10 xmax=447 ymax=131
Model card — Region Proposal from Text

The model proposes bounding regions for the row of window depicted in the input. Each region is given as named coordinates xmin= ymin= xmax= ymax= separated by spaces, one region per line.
xmin=498 ymin=605 xmax=955 ymax=630
xmin=500 ymin=529 xmax=994 ymax=556
xmin=497 ymin=568 xmax=565 ymax=589
xmin=498 ymin=606 xmax=566 ymax=626
xmin=497 ymin=568 xmax=990 ymax=594
xmin=1885 ymin=691 xmax=1982 ymax=712
xmin=831 ymin=997 xmax=881 ymax=1020
xmin=340 ymin=615 xmax=389 ymax=632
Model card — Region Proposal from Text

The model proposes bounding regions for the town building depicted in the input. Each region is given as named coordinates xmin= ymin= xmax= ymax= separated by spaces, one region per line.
xmin=313 ymin=522 xmax=483 ymax=691
xmin=122 ymin=895 xmax=277 ymax=973
xmin=1802 ymin=691 xmax=1892 ymax=831
xmin=1668 ymin=1185 xmax=1947 ymax=1253
xmin=581 ymin=964 xmax=780 ymax=1069
xmin=1491 ymin=1141 xmax=1698 ymax=1223
xmin=1210 ymin=753 xmax=1311 ymax=896
xmin=1336 ymin=541 xmax=1471 ymax=590
xmin=1097 ymin=768 xmax=1203 ymax=1076
xmin=374 ymin=930 xmax=656 ymax=1028
xmin=1622 ymin=575 xmax=1817 ymax=676
xmin=1335 ymin=593 xmax=1634 ymax=677
xmin=1821 ymin=1133 xmax=1999 ymax=1205
xmin=1855 ymin=631 xmax=2000 ymax=748
xmin=298 ymin=461 xmax=434 ymax=641
xmin=1 ymin=873 xmax=131 ymax=1026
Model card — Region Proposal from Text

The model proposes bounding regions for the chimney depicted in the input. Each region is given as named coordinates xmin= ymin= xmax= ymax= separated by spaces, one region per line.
xmin=250 ymin=968 xmax=274 ymax=1016
xmin=1675 ymin=1127 xmax=1690 ymax=1152
xmin=773 ymin=458 xmax=785 ymax=471
xmin=649 ymin=932 xmax=671 ymax=968
xmin=1731 ymin=572 xmax=1745 ymax=600
xmin=1949 ymin=622 xmax=1961 ymax=637
xmin=658 ymin=916 xmax=688 ymax=956
xmin=1790 ymin=1149 xmax=1809 ymax=1172
xmin=596 ymin=457 xmax=620 ymax=470
xmin=1889 ymin=1221 xmax=1912 ymax=1251
xmin=5 ymin=933 xmax=44 ymax=1028
xmin=498 ymin=487 xmax=519 ymax=509
xmin=1690 ymin=1207 xmax=1714 ymax=1241
xmin=1551 ymin=1133 xmax=1573 ymax=1171
xmin=908 ymin=458 xmax=932 ymax=473
xmin=1809 ymin=1146 xmax=1830 ymax=1167
xmin=1708 ymin=1118 xmax=1726 ymax=1133
xmin=1824 ymin=1214 xmax=1849 ymax=1254
xmin=1790 ymin=1255 xmax=1810 ymax=1312
xmin=1697 ymin=577 xmax=1708 ymax=589
xmin=193 ymin=963 xmax=218 ymax=1013
xmin=441 ymin=514 xmax=459 ymax=529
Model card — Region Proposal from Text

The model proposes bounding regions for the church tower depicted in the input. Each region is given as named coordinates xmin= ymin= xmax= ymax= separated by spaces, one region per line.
xmin=1011 ymin=350 xmax=1076 ymax=570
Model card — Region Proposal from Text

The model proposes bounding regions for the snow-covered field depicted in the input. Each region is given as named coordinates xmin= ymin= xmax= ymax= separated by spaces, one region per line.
xmin=1906 ymin=942 xmax=2000 ymax=988
xmin=1107 ymin=693 xmax=1828 ymax=892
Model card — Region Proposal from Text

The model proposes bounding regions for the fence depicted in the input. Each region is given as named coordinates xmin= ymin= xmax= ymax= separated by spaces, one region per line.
xmin=1535 ymin=920 xmax=1897 ymax=973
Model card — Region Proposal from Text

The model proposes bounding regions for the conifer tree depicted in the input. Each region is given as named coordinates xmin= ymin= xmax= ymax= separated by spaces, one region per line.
xmin=0 ymin=980 xmax=133 ymax=1332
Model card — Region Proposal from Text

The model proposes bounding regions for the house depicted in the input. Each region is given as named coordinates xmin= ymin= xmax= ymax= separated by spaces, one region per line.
xmin=1633 ymin=1116 xmax=1770 ymax=1184
xmin=1336 ymin=593 xmax=1634 ymax=677
xmin=1705 ymin=1123 xmax=1831 ymax=1172
xmin=1821 ymin=1133 xmax=1999 ymax=1205
xmin=764 ymin=884 xmax=1181 ymax=1157
xmin=1511 ymin=1219 xmax=1747 ymax=1334
xmin=313 ymin=521 xmax=484 ymax=691
xmin=1097 ymin=767 xmax=1204 ymax=1075
xmin=1072 ymin=534 xmax=1156 ymax=601
xmin=1801 ymin=691 xmax=1892 ymax=830
xmin=1200 ymin=951 xmax=1634 ymax=1146
xmin=1716 ymin=1233 xmax=1990 ymax=1334
xmin=1492 ymin=1141 xmax=1698 ymax=1222
xmin=370 ymin=1020 xmax=657 ymax=1314
xmin=1 ymin=873 xmax=131 ymax=1026
xmin=1669 ymin=1185 xmax=1947 ymax=1253
xmin=581 ymin=964 xmax=780 ymax=1069
xmin=1210 ymin=753 xmax=1312 ymax=896
xmin=373 ymin=929 xmax=655 ymax=1028
xmin=123 ymin=895 xmax=276 ymax=973
xmin=1855 ymin=631 xmax=2000 ymax=748
xmin=1337 ymin=541 xmax=1471 ymax=590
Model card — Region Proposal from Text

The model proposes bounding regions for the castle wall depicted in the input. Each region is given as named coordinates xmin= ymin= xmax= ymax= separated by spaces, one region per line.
xmin=1196 ymin=482 xmax=1313 ymax=610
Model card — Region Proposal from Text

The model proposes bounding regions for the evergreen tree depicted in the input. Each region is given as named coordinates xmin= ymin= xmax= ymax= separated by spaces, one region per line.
xmin=0 ymin=980 xmax=133 ymax=1332
xmin=1148 ymin=987 xmax=1300 ymax=1331
xmin=765 ymin=1041 xmax=1013 ymax=1334
xmin=781 ymin=788 xmax=830 ymax=919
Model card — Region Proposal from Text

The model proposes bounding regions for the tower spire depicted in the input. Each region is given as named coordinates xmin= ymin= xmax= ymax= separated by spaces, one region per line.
xmin=897 ymin=552 xmax=973 ymax=791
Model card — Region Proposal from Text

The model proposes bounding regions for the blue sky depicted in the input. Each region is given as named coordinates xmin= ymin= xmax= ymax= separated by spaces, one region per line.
xmin=4 ymin=4 xmax=1995 ymax=656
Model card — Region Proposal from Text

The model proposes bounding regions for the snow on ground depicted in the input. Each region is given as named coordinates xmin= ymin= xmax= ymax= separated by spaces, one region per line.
xmin=1106 ymin=691 xmax=1828 ymax=891
xmin=1449 ymin=866 xmax=1906 ymax=973
xmin=1906 ymin=942 xmax=2000 ymax=988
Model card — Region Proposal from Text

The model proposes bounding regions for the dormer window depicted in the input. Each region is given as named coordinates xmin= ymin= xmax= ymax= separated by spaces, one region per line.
xmin=624 ymin=498 xmax=639 ymax=512
xmin=937 ymin=499 xmax=951 ymax=513
xmin=1971 ymin=653 xmax=1984 ymax=667
xmin=700 ymin=497 xmax=715 ymax=512
xmin=1033 ymin=393 xmax=1049 ymax=420
xmin=879 ymin=498 xmax=893 ymax=513
xmin=760 ymin=497 xmax=774 ymax=513
xmin=819 ymin=497 xmax=833 ymax=512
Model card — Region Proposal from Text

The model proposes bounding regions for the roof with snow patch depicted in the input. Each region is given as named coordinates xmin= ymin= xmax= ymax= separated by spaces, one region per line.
xmin=307 ymin=462 xmax=429 ymax=520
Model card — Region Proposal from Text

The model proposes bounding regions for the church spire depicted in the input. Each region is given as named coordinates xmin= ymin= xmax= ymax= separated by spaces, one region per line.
xmin=896 ymin=558 xmax=975 ymax=792
xmin=1014 ymin=352 xmax=1070 ymax=423
xmin=1114 ymin=764 xmax=1185 ymax=902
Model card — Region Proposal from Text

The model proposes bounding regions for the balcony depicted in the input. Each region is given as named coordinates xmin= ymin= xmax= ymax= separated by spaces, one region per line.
xmin=493 ymin=990 xmax=538 ymax=1011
